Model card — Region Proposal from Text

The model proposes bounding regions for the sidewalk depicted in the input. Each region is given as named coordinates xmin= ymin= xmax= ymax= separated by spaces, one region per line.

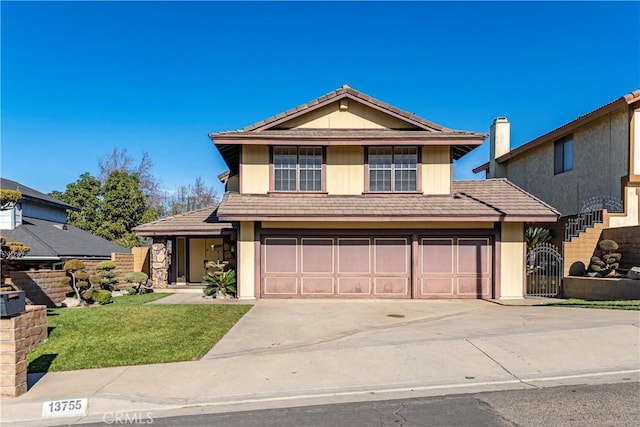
xmin=1 ymin=299 xmax=638 ymax=426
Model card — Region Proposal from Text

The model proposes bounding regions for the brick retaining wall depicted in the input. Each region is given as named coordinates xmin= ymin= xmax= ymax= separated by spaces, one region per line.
xmin=9 ymin=252 xmax=143 ymax=307
xmin=0 ymin=305 xmax=47 ymax=397
xmin=601 ymin=226 xmax=640 ymax=269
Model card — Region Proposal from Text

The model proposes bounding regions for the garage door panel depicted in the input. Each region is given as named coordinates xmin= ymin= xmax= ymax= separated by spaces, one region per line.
xmin=457 ymin=239 xmax=490 ymax=274
xmin=338 ymin=278 xmax=371 ymax=295
xmin=301 ymin=238 xmax=334 ymax=273
xmin=418 ymin=236 xmax=493 ymax=299
xmin=264 ymin=277 xmax=298 ymax=295
xmin=457 ymin=277 xmax=490 ymax=296
xmin=264 ymin=238 xmax=297 ymax=273
xmin=301 ymin=278 xmax=334 ymax=294
xmin=374 ymin=238 xmax=409 ymax=274
xmin=421 ymin=238 xmax=454 ymax=274
xmin=338 ymin=239 xmax=371 ymax=273
xmin=421 ymin=278 xmax=454 ymax=295
xmin=375 ymin=277 xmax=409 ymax=295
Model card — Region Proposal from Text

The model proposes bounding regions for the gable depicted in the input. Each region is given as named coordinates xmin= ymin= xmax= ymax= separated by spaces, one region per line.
xmin=277 ymin=100 xmax=421 ymax=130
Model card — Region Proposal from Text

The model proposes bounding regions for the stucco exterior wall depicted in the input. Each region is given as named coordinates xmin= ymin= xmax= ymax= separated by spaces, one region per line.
xmin=326 ymin=146 xmax=365 ymax=195
xmin=504 ymin=108 xmax=629 ymax=216
xmin=282 ymin=101 xmax=418 ymax=129
xmin=499 ymin=222 xmax=525 ymax=299
xmin=422 ymin=146 xmax=451 ymax=195
xmin=237 ymin=221 xmax=256 ymax=300
xmin=240 ymin=145 xmax=269 ymax=194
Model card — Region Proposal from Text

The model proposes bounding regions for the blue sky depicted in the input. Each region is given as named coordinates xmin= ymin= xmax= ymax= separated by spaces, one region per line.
xmin=2 ymin=1 xmax=639 ymax=198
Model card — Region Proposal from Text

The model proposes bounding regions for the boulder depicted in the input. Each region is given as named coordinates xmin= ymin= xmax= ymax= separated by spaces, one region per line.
xmin=627 ymin=266 xmax=640 ymax=280
xmin=61 ymin=297 xmax=81 ymax=307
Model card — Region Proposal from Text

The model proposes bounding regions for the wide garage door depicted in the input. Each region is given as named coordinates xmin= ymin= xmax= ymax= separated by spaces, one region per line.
xmin=416 ymin=237 xmax=492 ymax=299
xmin=262 ymin=236 xmax=411 ymax=298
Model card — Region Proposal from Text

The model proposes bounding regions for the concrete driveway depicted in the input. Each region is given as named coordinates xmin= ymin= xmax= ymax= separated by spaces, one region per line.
xmin=2 ymin=299 xmax=639 ymax=426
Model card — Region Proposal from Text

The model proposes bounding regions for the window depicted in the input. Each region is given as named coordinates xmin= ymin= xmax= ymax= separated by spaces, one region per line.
xmin=368 ymin=147 xmax=418 ymax=192
xmin=554 ymin=135 xmax=573 ymax=174
xmin=273 ymin=146 xmax=322 ymax=191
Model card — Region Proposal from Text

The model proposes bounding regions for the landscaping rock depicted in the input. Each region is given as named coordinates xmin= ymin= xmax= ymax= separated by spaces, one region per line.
xmin=586 ymin=272 xmax=602 ymax=278
xmin=61 ymin=297 xmax=81 ymax=307
xmin=627 ymin=267 xmax=640 ymax=280
xmin=568 ymin=261 xmax=586 ymax=277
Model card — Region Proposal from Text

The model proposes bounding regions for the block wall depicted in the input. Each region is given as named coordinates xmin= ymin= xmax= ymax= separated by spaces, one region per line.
xmin=0 ymin=305 xmax=47 ymax=397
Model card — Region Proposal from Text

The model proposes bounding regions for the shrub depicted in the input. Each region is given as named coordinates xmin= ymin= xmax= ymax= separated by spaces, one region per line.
xmin=63 ymin=259 xmax=86 ymax=272
xmin=62 ymin=259 xmax=92 ymax=305
xmin=124 ymin=272 xmax=153 ymax=295
xmin=203 ymin=269 xmax=236 ymax=298
xmin=598 ymin=240 xmax=619 ymax=252
xmin=92 ymin=289 xmax=113 ymax=305
xmin=96 ymin=260 xmax=119 ymax=291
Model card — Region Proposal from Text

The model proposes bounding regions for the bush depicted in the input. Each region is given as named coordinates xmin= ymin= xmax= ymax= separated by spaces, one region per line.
xmin=598 ymin=240 xmax=619 ymax=252
xmin=124 ymin=272 xmax=152 ymax=295
xmin=96 ymin=260 xmax=119 ymax=291
xmin=92 ymin=289 xmax=113 ymax=305
xmin=63 ymin=259 xmax=86 ymax=272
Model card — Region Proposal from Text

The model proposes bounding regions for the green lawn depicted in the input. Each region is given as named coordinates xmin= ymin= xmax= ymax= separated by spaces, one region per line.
xmin=27 ymin=293 xmax=252 ymax=373
xmin=550 ymin=299 xmax=640 ymax=310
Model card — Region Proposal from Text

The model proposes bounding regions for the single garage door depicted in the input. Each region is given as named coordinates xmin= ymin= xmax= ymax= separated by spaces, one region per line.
xmin=262 ymin=236 xmax=411 ymax=298
xmin=417 ymin=237 xmax=492 ymax=299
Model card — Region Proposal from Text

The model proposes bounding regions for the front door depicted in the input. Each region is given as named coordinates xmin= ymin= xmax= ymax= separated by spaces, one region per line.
xmin=188 ymin=238 xmax=223 ymax=282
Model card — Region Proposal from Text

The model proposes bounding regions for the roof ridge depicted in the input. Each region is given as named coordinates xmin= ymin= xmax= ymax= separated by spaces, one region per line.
xmin=238 ymin=85 xmax=455 ymax=133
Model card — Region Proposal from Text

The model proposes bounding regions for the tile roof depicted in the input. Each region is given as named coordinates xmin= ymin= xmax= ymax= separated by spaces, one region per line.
xmin=133 ymin=205 xmax=234 ymax=236
xmin=0 ymin=218 xmax=129 ymax=260
xmin=209 ymin=86 xmax=488 ymax=172
xmin=216 ymin=179 xmax=559 ymax=222
xmin=1 ymin=178 xmax=76 ymax=210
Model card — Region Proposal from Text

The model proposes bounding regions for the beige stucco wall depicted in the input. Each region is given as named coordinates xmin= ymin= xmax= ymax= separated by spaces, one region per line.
xmin=261 ymin=221 xmax=494 ymax=229
xmin=422 ymin=146 xmax=451 ymax=195
xmin=499 ymin=222 xmax=525 ymax=299
xmin=238 ymin=221 xmax=256 ymax=300
xmin=240 ymin=145 xmax=269 ymax=194
xmin=282 ymin=101 xmax=418 ymax=129
xmin=326 ymin=146 xmax=364 ymax=194
xmin=608 ymin=185 xmax=640 ymax=228
xmin=504 ymin=108 xmax=629 ymax=216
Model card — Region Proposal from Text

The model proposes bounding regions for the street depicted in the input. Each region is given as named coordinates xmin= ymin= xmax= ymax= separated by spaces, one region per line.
xmin=84 ymin=381 xmax=639 ymax=426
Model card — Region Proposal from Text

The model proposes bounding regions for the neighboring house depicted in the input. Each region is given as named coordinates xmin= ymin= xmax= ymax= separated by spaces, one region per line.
xmin=473 ymin=90 xmax=640 ymax=227
xmin=0 ymin=178 xmax=129 ymax=271
xmin=138 ymin=85 xmax=558 ymax=300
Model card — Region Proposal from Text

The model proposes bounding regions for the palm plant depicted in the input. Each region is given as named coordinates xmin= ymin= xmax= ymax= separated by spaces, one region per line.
xmin=203 ymin=269 xmax=236 ymax=298
xmin=525 ymin=226 xmax=552 ymax=250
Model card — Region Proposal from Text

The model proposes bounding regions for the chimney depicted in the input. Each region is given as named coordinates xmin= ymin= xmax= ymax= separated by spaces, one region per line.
xmin=488 ymin=117 xmax=510 ymax=179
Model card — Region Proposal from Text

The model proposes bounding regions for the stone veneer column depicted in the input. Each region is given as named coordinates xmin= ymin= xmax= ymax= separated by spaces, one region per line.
xmin=151 ymin=238 xmax=168 ymax=288
xmin=0 ymin=305 xmax=47 ymax=397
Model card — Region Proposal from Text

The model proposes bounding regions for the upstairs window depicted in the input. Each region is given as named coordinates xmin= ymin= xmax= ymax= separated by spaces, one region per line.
xmin=368 ymin=147 xmax=418 ymax=192
xmin=554 ymin=135 xmax=573 ymax=174
xmin=273 ymin=146 xmax=322 ymax=192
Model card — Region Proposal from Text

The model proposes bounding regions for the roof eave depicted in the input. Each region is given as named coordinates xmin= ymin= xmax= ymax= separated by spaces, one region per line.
xmin=496 ymin=91 xmax=638 ymax=164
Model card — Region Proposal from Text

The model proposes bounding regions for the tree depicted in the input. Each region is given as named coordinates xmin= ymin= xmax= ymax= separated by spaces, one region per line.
xmin=98 ymin=148 xmax=162 ymax=213
xmin=94 ymin=171 xmax=157 ymax=247
xmin=165 ymin=176 xmax=218 ymax=215
xmin=51 ymin=173 xmax=102 ymax=234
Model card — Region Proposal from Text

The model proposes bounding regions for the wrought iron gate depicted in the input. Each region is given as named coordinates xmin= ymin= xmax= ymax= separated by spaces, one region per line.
xmin=526 ymin=243 xmax=563 ymax=297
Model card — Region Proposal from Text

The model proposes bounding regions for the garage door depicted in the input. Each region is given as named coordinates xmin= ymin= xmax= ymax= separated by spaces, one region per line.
xmin=262 ymin=236 xmax=411 ymax=298
xmin=417 ymin=237 xmax=492 ymax=299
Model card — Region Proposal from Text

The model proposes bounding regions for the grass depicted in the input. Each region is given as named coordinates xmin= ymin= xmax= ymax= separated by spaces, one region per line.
xmin=27 ymin=293 xmax=252 ymax=373
xmin=549 ymin=299 xmax=640 ymax=310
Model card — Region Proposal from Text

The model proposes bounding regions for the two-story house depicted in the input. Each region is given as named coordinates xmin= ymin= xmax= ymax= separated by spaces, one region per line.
xmin=474 ymin=90 xmax=640 ymax=227
xmin=0 ymin=178 xmax=130 ymax=272
xmin=136 ymin=86 xmax=558 ymax=299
